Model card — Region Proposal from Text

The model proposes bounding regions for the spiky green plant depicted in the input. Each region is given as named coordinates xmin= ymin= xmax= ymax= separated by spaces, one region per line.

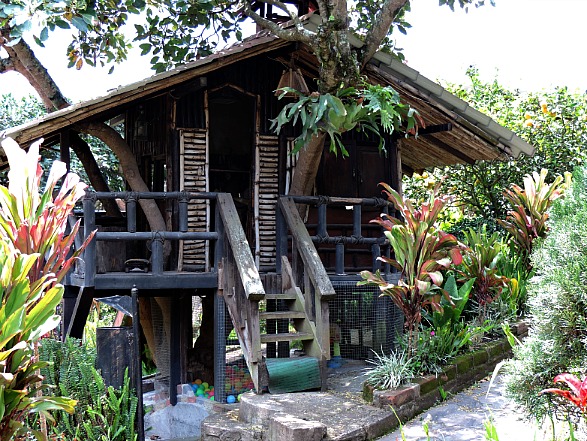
xmin=365 ymin=350 xmax=414 ymax=390
xmin=459 ymin=226 xmax=509 ymax=323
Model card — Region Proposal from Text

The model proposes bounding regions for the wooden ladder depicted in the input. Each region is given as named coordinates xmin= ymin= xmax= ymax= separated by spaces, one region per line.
xmin=256 ymin=257 xmax=329 ymax=393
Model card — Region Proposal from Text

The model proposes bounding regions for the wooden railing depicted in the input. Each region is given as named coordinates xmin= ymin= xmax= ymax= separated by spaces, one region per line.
xmin=79 ymin=191 xmax=220 ymax=287
xmin=276 ymin=197 xmax=337 ymax=382
xmin=216 ymin=193 xmax=265 ymax=399
xmin=277 ymin=195 xmax=395 ymax=276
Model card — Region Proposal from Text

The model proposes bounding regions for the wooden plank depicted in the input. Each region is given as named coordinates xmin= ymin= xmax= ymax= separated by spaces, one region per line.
xmin=259 ymin=310 xmax=305 ymax=320
xmin=260 ymin=332 xmax=313 ymax=343
xmin=278 ymin=198 xmax=336 ymax=299
xmin=217 ymin=193 xmax=265 ymax=301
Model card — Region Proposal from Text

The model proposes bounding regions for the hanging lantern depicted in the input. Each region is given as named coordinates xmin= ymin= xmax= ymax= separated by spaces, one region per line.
xmin=275 ymin=65 xmax=310 ymax=98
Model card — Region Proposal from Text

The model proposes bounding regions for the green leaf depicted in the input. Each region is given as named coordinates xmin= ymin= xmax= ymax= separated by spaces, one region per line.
xmin=40 ymin=27 xmax=49 ymax=42
xmin=139 ymin=43 xmax=151 ymax=55
xmin=71 ymin=16 xmax=89 ymax=32
xmin=54 ymin=19 xmax=70 ymax=29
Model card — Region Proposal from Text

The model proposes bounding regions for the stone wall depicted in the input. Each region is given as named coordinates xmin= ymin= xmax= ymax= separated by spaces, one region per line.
xmin=362 ymin=322 xmax=529 ymax=427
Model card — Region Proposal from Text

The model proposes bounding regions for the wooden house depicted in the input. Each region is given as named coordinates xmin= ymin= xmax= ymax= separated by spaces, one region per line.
xmin=1 ymin=14 xmax=533 ymax=412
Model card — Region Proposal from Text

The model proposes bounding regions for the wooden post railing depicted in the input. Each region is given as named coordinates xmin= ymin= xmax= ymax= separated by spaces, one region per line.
xmin=216 ymin=193 xmax=265 ymax=396
xmin=277 ymin=197 xmax=336 ymax=384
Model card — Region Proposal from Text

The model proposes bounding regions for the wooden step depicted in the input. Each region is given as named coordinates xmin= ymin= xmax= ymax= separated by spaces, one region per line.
xmin=259 ymin=310 xmax=306 ymax=320
xmin=260 ymin=332 xmax=313 ymax=344
xmin=264 ymin=293 xmax=297 ymax=301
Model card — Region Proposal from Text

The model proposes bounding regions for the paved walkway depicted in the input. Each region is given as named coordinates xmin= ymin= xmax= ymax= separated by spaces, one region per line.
xmin=376 ymin=375 xmax=566 ymax=441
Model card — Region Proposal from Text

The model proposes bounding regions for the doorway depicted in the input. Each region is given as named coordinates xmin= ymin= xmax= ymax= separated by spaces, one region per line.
xmin=208 ymin=86 xmax=256 ymax=241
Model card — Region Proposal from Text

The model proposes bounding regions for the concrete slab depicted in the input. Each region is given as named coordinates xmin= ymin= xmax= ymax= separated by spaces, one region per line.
xmin=232 ymin=390 xmax=397 ymax=440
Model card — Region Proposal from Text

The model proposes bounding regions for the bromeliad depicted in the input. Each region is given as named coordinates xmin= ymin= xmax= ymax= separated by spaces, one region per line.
xmin=540 ymin=373 xmax=587 ymax=414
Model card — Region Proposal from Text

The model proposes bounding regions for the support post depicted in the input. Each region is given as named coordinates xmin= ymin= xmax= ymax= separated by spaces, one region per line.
xmin=131 ymin=285 xmax=145 ymax=441
xmin=83 ymin=193 xmax=96 ymax=287
xmin=151 ymin=236 xmax=164 ymax=274
xmin=214 ymin=291 xmax=227 ymax=403
xmin=275 ymin=204 xmax=287 ymax=274
xmin=169 ymin=296 xmax=180 ymax=405
xmin=127 ymin=193 xmax=138 ymax=233
xmin=335 ymin=242 xmax=345 ymax=275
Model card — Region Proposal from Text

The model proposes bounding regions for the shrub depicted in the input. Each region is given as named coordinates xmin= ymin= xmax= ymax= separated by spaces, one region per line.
xmin=459 ymin=226 xmax=509 ymax=323
xmin=0 ymin=137 xmax=93 ymax=440
xmin=30 ymin=338 xmax=138 ymax=441
xmin=506 ymin=166 xmax=587 ymax=422
xmin=360 ymin=183 xmax=463 ymax=357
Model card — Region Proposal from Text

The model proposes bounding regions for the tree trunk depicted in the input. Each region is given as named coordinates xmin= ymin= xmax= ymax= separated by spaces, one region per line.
xmin=288 ymin=133 xmax=326 ymax=197
xmin=74 ymin=121 xmax=167 ymax=233
xmin=1 ymin=38 xmax=69 ymax=111
xmin=70 ymin=134 xmax=122 ymax=217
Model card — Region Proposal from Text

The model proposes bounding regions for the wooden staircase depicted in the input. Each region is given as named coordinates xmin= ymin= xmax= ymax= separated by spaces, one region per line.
xmin=219 ymin=195 xmax=334 ymax=397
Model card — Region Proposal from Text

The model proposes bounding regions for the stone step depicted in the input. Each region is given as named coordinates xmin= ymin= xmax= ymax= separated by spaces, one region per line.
xmin=201 ymin=391 xmax=397 ymax=441
xmin=202 ymin=410 xmax=264 ymax=441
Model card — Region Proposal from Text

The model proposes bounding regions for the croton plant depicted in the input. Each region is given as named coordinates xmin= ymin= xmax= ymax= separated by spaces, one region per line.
xmin=0 ymin=138 xmax=94 ymax=440
xmin=360 ymin=182 xmax=464 ymax=357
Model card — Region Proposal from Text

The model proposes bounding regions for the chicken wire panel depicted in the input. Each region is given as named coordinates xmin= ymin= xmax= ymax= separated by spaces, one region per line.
xmin=329 ymin=281 xmax=403 ymax=360
xmin=150 ymin=297 xmax=171 ymax=390
xmin=221 ymin=301 xmax=259 ymax=397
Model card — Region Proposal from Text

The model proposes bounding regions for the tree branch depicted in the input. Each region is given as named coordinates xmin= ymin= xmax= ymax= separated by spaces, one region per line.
xmin=243 ymin=1 xmax=313 ymax=45
xmin=1 ymin=38 xmax=69 ymax=111
xmin=315 ymin=0 xmax=330 ymax=20
xmin=0 ymin=56 xmax=14 ymax=74
xmin=75 ymin=121 xmax=167 ymax=233
xmin=359 ymin=0 xmax=409 ymax=68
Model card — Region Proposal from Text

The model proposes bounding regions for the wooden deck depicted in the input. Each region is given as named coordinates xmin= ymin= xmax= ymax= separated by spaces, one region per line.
xmin=68 ymin=270 xmax=217 ymax=291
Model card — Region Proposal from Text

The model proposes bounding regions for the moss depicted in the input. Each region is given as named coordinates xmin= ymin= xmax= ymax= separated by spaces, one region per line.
xmin=442 ymin=364 xmax=457 ymax=381
xmin=362 ymin=382 xmax=375 ymax=403
xmin=453 ymin=354 xmax=474 ymax=374
xmin=472 ymin=349 xmax=489 ymax=366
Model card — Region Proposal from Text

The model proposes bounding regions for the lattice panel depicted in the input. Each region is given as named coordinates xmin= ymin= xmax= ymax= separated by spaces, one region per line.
xmin=257 ymin=135 xmax=279 ymax=268
xmin=180 ymin=129 xmax=208 ymax=269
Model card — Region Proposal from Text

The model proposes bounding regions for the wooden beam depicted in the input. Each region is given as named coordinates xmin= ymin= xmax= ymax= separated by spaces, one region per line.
xmin=425 ymin=135 xmax=476 ymax=165
xmin=418 ymin=123 xmax=452 ymax=136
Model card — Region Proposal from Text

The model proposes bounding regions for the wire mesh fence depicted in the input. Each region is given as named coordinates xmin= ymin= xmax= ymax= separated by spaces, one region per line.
xmin=329 ymin=281 xmax=403 ymax=360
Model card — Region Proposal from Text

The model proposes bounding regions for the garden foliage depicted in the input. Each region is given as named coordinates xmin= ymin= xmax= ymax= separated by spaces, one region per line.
xmin=360 ymin=182 xmax=463 ymax=357
xmin=498 ymin=168 xmax=570 ymax=268
xmin=459 ymin=226 xmax=508 ymax=322
xmin=506 ymin=166 xmax=587 ymax=422
xmin=403 ymin=68 xmax=587 ymax=222
xmin=0 ymin=137 xmax=94 ymax=440
xmin=31 ymin=338 xmax=138 ymax=441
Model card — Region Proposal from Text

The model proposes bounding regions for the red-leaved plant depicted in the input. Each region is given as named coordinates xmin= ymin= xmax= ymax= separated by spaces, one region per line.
xmin=360 ymin=183 xmax=464 ymax=357
xmin=0 ymin=138 xmax=95 ymax=440
xmin=541 ymin=373 xmax=587 ymax=414
xmin=499 ymin=169 xmax=571 ymax=270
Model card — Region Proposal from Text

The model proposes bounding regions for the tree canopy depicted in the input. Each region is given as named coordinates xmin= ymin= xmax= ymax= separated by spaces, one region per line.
xmin=2 ymin=0 xmax=492 ymax=79
xmin=0 ymin=0 xmax=494 ymax=205
xmin=404 ymin=67 xmax=587 ymax=222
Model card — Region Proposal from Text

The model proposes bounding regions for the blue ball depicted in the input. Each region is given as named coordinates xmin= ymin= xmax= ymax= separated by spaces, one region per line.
xmin=226 ymin=395 xmax=236 ymax=404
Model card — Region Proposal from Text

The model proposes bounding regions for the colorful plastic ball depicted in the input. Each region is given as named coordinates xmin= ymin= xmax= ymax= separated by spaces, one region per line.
xmin=194 ymin=379 xmax=202 ymax=385
xmin=202 ymin=382 xmax=209 ymax=389
xmin=237 ymin=393 xmax=243 ymax=402
xmin=226 ymin=395 xmax=236 ymax=404
xmin=196 ymin=389 xmax=204 ymax=396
